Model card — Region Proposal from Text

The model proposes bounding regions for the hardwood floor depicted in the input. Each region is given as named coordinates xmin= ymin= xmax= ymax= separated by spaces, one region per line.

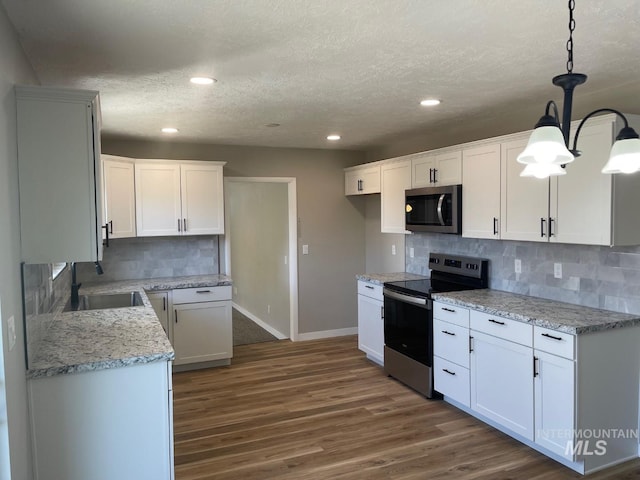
xmin=173 ymin=336 xmax=640 ymax=479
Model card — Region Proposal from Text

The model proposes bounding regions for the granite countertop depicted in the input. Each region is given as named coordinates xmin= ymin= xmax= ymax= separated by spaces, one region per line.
xmin=356 ymin=272 xmax=428 ymax=285
xmin=432 ymin=289 xmax=640 ymax=335
xmin=27 ymin=274 xmax=232 ymax=379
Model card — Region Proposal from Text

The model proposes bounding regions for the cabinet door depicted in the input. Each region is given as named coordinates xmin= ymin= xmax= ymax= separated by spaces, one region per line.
xmin=345 ymin=169 xmax=362 ymax=195
xmin=173 ymin=301 xmax=232 ymax=365
xmin=135 ymin=162 xmax=181 ymax=236
xmin=180 ymin=163 xmax=225 ymax=235
xmin=550 ymin=121 xmax=613 ymax=245
xmin=357 ymin=294 xmax=384 ymax=364
xmin=470 ymin=330 xmax=534 ymax=440
xmin=345 ymin=166 xmax=381 ymax=195
xmin=381 ymin=160 xmax=412 ymax=233
xmin=534 ymin=350 xmax=575 ymax=459
xmin=148 ymin=291 xmax=170 ymax=339
xmin=411 ymin=153 xmax=437 ymax=188
xmin=103 ymin=156 xmax=136 ymax=238
xmin=462 ymin=143 xmax=501 ymax=239
xmin=17 ymin=86 xmax=103 ymax=263
xmin=500 ymin=134 xmax=550 ymax=242
xmin=433 ymin=150 xmax=462 ymax=186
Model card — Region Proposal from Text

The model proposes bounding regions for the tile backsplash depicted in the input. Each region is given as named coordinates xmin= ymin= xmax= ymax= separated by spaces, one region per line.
xmin=76 ymin=235 xmax=220 ymax=283
xmin=406 ymin=233 xmax=640 ymax=315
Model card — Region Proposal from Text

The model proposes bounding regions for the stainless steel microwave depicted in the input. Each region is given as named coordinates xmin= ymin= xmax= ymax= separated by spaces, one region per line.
xmin=405 ymin=185 xmax=462 ymax=234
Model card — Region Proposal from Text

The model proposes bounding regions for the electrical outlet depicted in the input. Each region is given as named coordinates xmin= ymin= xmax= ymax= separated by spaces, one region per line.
xmin=391 ymin=244 xmax=396 ymax=255
xmin=267 ymin=305 xmax=271 ymax=314
xmin=515 ymin=259 xmax=522 ymax=274
xmin=8 ymin=315 xmax=16 ymax=351
xmin=554 ymin=262 xmax=562 ymax=279
xmin=302 ymin=244 xmax=309 ymax=255
xmin=409 ymin=247 xmax=415 ymax=258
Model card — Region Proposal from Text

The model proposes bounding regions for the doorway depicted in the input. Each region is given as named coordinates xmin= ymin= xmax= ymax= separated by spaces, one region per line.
xmin=223 ymin=177 xmax=298 ymax=341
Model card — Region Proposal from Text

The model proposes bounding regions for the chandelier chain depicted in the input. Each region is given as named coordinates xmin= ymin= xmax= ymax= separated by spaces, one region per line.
xmin=566 ymin=0 xmax=576 ymax=73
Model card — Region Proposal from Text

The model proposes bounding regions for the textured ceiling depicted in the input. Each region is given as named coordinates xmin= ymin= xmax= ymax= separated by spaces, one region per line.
xmin=2 ymin=0 xmax=640 ymax=151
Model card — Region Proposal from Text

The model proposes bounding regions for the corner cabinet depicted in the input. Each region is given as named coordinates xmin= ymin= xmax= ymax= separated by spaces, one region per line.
xmin=16 ymin=86 xmax=104 ymax=263
xmin=381 ymin=159 xmax=411 ymax=233
xmin=102 ymin=155 xmax=136 ymax=238
xmin=135 ymin=160 xmax=225 ymax=236
xmin=345 ymin=165 xmax=381 ymax=195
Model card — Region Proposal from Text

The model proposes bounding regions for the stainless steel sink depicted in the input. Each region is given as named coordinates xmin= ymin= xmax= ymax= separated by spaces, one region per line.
xmin=64 ymin=291 xmax=144 ymax=312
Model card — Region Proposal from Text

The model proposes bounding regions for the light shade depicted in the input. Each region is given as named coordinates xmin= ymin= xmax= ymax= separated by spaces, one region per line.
xmin=517 ymin=126 xmax=575 ymax=165
xmin=601 ymin=138 xmax=640 ymax=174
xmin=520 ymin=163 xmax=567 ymax=179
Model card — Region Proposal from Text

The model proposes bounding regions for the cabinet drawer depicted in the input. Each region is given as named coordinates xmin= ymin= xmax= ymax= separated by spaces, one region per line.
xmin=533 ymin=326 xmax=575 ymax=359
xmin=433 ymin=302 xmax=469 ymax=328
xmin=433 ymin=319 xmax=469 ymax=368
xmin=172 ymin=285 xmax=231 ymax=304
xmin=470 ymin=311 xmax=532 ymax=346
xmin=434 ymin=356 xmax=470 ymax=408
xmin=357 ymin=281 xmax=383 ymax=300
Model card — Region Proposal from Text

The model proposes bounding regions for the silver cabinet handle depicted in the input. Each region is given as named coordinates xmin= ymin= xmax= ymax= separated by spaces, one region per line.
xmin=383 ymin=288 xmax=427 ymax=306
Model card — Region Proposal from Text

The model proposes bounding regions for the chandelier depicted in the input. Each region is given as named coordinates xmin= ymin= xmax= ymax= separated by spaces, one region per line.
xmin=517 ymin=0 xmax=640 ymax=178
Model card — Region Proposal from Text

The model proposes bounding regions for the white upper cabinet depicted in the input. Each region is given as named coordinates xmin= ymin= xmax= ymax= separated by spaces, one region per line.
xmin=345 ymin=165 xmax=381 ymax=195
xmin=412 ymin=150 xmax=462 ymax=188
xmin=462 ymin=143 xmax=501 ymax=239
xmin=135 ymin=160 xmax=225 ymax=237
xmin=102 ymin=155 xmax=136 ymax=239
xmin=16 ymin=86 xmax=104 ymax=263
xmin=500 ymin=133 xmax=550 ymax=242
xmin=381 ymin=159 xmax=412 ymax=233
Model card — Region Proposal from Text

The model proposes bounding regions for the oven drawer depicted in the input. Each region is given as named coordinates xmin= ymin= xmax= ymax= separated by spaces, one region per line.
xmin=533 ymin=326 xmax=575 ymax=359
xmin=433 ymin=302 xmax=469 ymax=328
xmin=434 ymin=356 xmax=470 ymax=408
xmin=470 ymin=311 xmax=532 ymax=347
xmin=433 ymin=319 xmax=469 ymax=368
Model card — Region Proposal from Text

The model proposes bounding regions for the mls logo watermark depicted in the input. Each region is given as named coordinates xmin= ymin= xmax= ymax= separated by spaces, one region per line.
xmin=536 ymin=428 xmax=639 ymax=457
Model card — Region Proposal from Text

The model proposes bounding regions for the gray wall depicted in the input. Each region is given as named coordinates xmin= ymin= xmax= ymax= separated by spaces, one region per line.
xmin=0 ymin=5 xmax=39 ymax=478
xmin=363 ymin=194 xmax=405 ymax=273
xmin=226 ymin=181 xmax=290 ymax=336
xmin=76 ymin=236 xmax=220 ymax=284
xmin=406 ymin=233 xmax=640 ymax=314
xmin=102 ymin=139 xmax=366 ymax=335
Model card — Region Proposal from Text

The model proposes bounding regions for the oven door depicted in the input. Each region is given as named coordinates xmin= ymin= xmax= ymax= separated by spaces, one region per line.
xmin=383 ymin=288 xmax=433 ymax=366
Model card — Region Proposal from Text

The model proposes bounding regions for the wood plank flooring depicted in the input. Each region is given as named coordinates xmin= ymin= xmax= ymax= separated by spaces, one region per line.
xmin=172 ymin=336 xmax=640 ymax=479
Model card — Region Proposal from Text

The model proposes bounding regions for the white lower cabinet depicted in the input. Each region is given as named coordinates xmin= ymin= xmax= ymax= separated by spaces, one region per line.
xmin=357 ymin=280 xmax=384 ymax=365
xmin=171 ymin=286 xmax=232 ymax=367
xmin=470 ymin=330 xmax=534 ymax=441
xmin=29 ymin=361 xmax=174 ymax=480
xmin=433 ymin=300 xmax=640 ymax=475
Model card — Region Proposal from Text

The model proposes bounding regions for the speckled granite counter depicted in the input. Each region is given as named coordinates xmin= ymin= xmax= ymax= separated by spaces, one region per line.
xmin=432 ymin=289 xmax=640 ymax=335
xmin=28 ymin=274 xmax=232 ymax=379
xmin=356 ymin=272 xmax=427 ymax=285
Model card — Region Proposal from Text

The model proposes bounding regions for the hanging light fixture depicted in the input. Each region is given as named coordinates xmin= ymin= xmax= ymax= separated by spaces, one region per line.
xmin=517 ymin=0 xmax=640 ymax=178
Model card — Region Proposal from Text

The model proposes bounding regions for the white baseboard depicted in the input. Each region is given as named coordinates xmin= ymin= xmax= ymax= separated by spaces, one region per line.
xmin=296 ymin=327 xmax=358 ymax=341
xmin=232 ymin=303 xmax=288 ymax=340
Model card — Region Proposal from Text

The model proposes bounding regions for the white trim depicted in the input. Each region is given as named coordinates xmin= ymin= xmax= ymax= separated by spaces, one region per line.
xmin=232 ymin=302 xmax=287 ymax=340
xmin=224 ymin=176 xmax=299 ymax=341
xmin=296 ymin=327 xmax=358 ymax=341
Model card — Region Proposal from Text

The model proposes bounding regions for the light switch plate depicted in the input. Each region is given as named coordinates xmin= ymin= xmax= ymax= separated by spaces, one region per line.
xmin=8 ymin=315 xmax=16 ymax=351
xmin=302 ymin=244 xmax=309 ymax=255
xmin=391 ymin=244 xmax=396 ymax=255
xmin=409 ymin=247 xmax=414 ymax=258
xmin=554 ymin=263 xmax=562 ymax=279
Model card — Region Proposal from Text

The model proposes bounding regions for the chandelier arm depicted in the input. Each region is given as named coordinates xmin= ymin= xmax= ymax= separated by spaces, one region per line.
xmin=571 ymin=108 xmax=631 ymax=155
xmin=544 ymin=100 xmax=560 ymax=121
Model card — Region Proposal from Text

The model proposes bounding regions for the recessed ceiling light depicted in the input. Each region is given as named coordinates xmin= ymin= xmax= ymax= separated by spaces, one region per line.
xmin=420 ymin=99 xmax=441 ymax=107
xmin=161 ymin=127 xmax=178 ymax=134
xmin=327 ymin=135 xmax=341 ymax=141
xmin=190 ymin=77 xmax=216 ymax=85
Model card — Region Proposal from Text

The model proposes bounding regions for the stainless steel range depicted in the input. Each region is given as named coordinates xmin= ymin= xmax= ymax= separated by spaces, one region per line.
xmin=383 ymin=253 xmax=488 ymax=398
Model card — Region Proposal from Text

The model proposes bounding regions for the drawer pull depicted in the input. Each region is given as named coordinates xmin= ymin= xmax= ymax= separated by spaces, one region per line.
xmin=442 ymin=368 xmax=456 ymax=376
xmin=196 ymin=290 xmax=212 ymax=294
xmin=365 ymin=285 xmax=374 ymax=289
xmin=441 ymin=330 xmax=455 ymax=336
xmin=488 ymin=318 xmax=505 ymax=325
xmin=442 ymin=307 xmax=456 ymax=313
xmin=469 ymin=336 xmax=474 ymax=352
xmin=541 ymin=332 xmax=563 ymax=341
xmin=533 ymin=356 xmax=539 ymax=377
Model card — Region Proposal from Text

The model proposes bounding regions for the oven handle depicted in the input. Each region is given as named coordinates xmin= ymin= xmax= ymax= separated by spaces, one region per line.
xmin=437 ymin=194 xmax=446 ymax=226
xmin=383 ymin=288 xmax=431 ymax=309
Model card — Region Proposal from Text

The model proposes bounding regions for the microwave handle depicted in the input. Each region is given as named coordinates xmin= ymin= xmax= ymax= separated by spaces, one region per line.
xmin=437 ymin=194 xmax=446 ymax=226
